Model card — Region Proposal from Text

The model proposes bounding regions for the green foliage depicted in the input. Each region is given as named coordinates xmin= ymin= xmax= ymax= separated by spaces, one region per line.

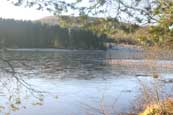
xmin=133 ymin=0 xmax=173 ymax=48
xmin=9 ymin=0 xmax=173 ymax=48
xmin=148 ymin=0 xmax=173 ymax=48
xmin=0 ymin=18 xmax=106 ymax=49
xmin=58 ymin=16 xmax=139 ymax=34
xmin=57 ymin=16 xmax=140 ymax=45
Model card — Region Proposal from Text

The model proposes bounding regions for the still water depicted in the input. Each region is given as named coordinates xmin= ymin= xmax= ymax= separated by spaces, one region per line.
xmin=0 ymin=48 xmax=173 ymax=115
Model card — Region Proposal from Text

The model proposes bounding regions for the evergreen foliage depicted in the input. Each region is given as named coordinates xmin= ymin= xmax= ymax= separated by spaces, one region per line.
xmin=0 ymin=18 xmax=106 ymax=49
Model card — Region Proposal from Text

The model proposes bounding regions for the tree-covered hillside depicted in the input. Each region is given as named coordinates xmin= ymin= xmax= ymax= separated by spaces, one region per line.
xmin=0 ymin=18 xmax=106 ymax=49
xmin=38 ymin=16 xmax=140 ymax=45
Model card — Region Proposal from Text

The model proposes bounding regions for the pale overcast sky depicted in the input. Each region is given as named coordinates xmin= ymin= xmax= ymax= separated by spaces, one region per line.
xmin=0 ymin=0 xmax=51 ymax=20
xmin=0 ymin=0 xmax=149 ymax=24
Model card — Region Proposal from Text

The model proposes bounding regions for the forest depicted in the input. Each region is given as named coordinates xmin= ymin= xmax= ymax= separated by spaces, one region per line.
xmin=0 ymin=18 xmax=106 ymax=49
xmin=1 ymin=0 xmax=173 ymax=115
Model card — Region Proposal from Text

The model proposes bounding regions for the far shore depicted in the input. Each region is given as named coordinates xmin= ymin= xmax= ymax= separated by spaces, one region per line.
xmin=2 ymin=44 xmax=143 ymax=52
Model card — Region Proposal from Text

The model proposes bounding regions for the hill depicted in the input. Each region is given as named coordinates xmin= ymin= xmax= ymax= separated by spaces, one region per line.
xmin=0 ymin=18 xmax=106 ymax=49
xmin=37 ymin=16 xmax=141 ymax=45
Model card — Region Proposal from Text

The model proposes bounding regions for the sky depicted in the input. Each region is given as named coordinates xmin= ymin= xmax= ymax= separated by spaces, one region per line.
xmin=0 ymin=0 xmax=97 ymax=21
xmin=0 ymin=0 xmax=51 ymax=20
xmin=0 ymin=0 xmax=150 ymax=24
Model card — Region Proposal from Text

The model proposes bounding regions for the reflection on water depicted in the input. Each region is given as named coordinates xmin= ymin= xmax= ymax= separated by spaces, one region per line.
xmin=0 ymin=49 xmax=172 ymax=115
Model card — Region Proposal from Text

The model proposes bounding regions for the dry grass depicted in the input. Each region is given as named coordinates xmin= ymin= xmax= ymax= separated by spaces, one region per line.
xmin=111 ymin=31 xmax=139 ymax=45
xmin=139 ymin=98 xmax=173 ymax=115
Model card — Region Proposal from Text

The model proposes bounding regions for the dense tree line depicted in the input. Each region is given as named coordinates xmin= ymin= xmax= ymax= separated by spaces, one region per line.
xmin=0 ymin=18 xmax=106 ymax=49
xmin=0 ymin=19 xmax=105 ymax=49
xmin=45 ymin=16 xmax=140 ymax=45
